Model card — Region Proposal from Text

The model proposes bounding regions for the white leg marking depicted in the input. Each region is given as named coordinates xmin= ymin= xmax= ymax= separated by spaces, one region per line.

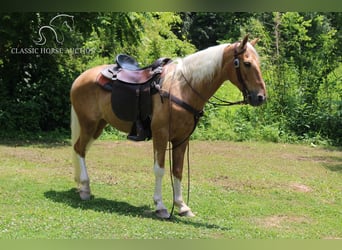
xmin=79 ymin=156 xmax=89 ymax=183
xmin=153 ymin=162 xmax=170 ymax=218
xmin=174 ymin=177 xmax=195 ymax=217
xmin=173 ymin=177 xmax=183 ymax=206
xmin=153 ymin=162 xmax=166 ymax=210
xmin=78 ymin=155 xmax=91 ymax=200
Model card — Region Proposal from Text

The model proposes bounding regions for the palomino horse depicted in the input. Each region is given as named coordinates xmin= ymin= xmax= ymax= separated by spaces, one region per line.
xmin=70 ymin=35 xmax=267 ymax=218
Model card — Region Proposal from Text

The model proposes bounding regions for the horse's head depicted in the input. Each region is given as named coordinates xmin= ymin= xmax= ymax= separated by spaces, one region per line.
xmin=224 ymin=35 xmax=267 ymax=106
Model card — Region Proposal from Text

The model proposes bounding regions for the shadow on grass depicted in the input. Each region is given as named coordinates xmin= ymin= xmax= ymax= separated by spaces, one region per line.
xmin=322 ymin=156 xmax=342 ymax=173
xmin=299 ymin=155 xmax=342 ymax=173
xmin=44 ymin=188 xmax=232 ymax=231
xmin=0 ymin=130 xmax=70 ymax=148
xmin=44 ymin=188 xmax=150 ymax=216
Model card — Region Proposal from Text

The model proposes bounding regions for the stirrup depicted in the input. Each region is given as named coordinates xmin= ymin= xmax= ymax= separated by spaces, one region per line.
xmin=127 ymin=120 xmax=149 ymax=141
xmin=127 ymin=134 xmax=148 ymax=141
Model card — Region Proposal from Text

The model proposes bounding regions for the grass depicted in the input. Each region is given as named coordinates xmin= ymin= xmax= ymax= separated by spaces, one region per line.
xmin=0 ymin=139 xmax=341 ymax=239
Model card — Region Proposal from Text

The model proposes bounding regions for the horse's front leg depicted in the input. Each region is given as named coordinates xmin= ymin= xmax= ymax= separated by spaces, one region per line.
xmin=172 ymin=140 xmax=195 ymax=217
xmin=153 ymin=147 xmax=170 ymax=219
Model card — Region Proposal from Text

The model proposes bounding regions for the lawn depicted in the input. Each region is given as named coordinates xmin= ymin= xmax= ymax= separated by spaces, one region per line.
xmin=0 ymin=140 xmax=341 ymax=239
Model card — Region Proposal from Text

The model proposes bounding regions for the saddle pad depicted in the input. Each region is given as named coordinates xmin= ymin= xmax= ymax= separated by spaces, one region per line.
xmin=96 ymin=74 xmax=113 ymax=92
xmin=111 ymin=80 xmax=152 ymax=122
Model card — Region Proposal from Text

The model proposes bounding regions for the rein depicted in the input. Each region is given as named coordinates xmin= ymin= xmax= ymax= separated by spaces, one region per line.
xmin=163 ymin=86 xmax=193 ymax=220
xmin=159 ymin=90 xmax=204 ymax=122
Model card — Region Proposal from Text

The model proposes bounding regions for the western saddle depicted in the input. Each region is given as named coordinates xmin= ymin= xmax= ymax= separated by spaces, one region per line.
xmin=97 ymin=54 xmax=171 ymax=141
xmin=101 ymin=54 xmax=170 ymax=84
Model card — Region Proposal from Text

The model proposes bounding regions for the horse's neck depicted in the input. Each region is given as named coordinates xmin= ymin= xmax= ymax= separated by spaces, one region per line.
xmin=175 ymin=45 xmax=229 ymax=108
xmin=165 ymin=69 xmax=222 ymax=114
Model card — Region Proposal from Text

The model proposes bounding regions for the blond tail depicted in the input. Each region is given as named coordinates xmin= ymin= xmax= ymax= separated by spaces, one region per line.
xmin=71 ymin=105 xmax=81 ymax=183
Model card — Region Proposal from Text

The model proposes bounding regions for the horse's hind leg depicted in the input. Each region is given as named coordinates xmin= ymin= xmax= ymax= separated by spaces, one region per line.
xmin=71 ymin=106 xmax=106 ymax=200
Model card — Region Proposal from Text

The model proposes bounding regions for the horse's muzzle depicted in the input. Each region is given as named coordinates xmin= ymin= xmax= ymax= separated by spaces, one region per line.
xmin=247 ymin=93 xmax=266 ymax=107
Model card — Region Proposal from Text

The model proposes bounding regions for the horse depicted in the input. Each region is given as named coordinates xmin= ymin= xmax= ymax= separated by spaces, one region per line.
xmin=70 ymin=35 xmax=267 ymax=219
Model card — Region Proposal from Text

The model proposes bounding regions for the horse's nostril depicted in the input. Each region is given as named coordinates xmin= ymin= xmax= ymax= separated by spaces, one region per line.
xmin=258 ymin=95 xmax=265 ymax=103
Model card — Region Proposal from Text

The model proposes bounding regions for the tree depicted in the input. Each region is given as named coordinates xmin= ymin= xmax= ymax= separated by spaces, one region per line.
xmin=178 ymin=12 xmax=253 ymax=50
xmin=0 ymin=13 xmax=145 ymax=132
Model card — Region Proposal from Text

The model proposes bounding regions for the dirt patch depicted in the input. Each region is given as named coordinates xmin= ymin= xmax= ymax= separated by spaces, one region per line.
xmin=254 ymin=215 xmax=311 ymax=229
xmin=289 ymin=183 xmax=312 ymax=193
xmin=323 ymin=236 xmax=342 ymax=239
xmin=211 ymin=176 xmax=313 ymax=194
xmin=212 ymin=175 xmax=275 ymax=192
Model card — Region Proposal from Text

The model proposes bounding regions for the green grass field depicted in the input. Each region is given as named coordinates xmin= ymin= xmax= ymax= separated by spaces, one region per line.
xmin=0 ymin=140 xmax=341 ymax=239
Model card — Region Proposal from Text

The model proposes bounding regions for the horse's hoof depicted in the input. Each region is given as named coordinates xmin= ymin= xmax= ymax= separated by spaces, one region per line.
xmin=79 ymin=190 xmax=91 ymax=200
xmin=179 ymin=210 xmax=195 ymax=217
xmin=155 ymin=209 xmax=170 ymax=219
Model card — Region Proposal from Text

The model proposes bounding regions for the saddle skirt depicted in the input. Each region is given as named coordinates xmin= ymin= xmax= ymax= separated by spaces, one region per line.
xmin=96 ymin=55 xmax=171 ymax=122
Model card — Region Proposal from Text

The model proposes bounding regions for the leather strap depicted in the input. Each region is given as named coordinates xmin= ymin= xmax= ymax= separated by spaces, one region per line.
xmin=159 ymin=90 xmax=204 ymax=120
xmin=234 ymin=43 xmax=249 ymax=100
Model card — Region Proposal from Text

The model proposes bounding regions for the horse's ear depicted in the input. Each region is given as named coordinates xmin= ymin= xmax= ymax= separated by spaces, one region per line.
xmin=239 ymin=34 xmax=249 ymax=50
xmin=250 ymin=38 xmax=259 ymax=47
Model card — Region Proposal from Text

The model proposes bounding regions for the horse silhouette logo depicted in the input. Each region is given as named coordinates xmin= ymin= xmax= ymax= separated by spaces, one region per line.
xmin=33 ymin=14 xmax=74 ymax=46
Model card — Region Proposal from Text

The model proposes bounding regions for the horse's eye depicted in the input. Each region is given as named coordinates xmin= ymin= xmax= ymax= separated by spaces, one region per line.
xmin=244 ymin=62 xmax=251 ymax=68
xmin=233 ymin=58 xmax=240 ymax=68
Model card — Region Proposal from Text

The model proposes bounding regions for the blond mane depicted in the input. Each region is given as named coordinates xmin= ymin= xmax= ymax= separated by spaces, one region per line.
xmin=174 ymin=43 xmax=230 ymax=85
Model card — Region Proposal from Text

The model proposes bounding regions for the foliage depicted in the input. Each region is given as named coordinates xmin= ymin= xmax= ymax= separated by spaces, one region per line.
xmin=133 ymin=12 xmax=195 ymax=64
xmin=178 ymin=12 xmax=253 ymax=49
xmin=0 ymin=12 xmax=341 ymax=145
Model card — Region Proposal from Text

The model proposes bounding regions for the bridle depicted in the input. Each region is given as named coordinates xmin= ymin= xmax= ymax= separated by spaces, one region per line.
xmin=182 ymin=42 xmax=250 ymax=107
xmin=233 ymin=42 xmax=249 ymax=104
